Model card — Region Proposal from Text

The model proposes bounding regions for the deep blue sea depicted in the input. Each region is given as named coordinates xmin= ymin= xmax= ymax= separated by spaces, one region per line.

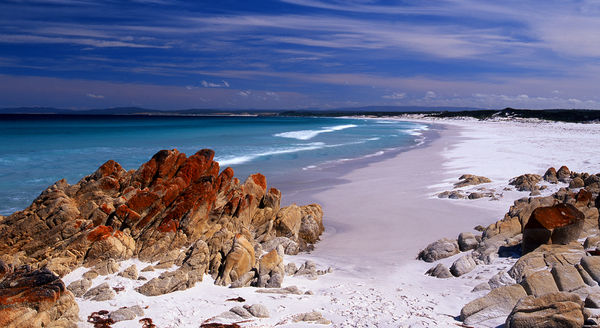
xmin=0 ymin=115 xmax=428 ymax=215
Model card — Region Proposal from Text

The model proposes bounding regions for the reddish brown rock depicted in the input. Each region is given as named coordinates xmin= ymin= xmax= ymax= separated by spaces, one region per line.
xmin=0 ymin=265 xmax=79 ymax=328
xmin=575 ymin=189 xmax=593 ymax=206
xmin=522 ymin=204 xmax=584 ymax=254
xmin=0 ymin=149 xmax=324 ymax=290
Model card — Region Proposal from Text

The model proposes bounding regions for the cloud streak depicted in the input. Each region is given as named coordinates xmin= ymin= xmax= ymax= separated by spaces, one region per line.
xmin=1 ymin=1 xmax=600 ymax=109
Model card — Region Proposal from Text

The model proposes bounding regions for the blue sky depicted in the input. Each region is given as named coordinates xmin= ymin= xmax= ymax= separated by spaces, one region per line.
xmin=1 ymin=0 xmax=600 ymax=110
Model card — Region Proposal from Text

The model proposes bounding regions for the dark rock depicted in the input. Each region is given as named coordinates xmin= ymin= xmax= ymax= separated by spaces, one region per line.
xmin=509 ymin=174 xmax=542 ymax=192
xmin=586 ymin=293 xmax=600 ymax=308
xmin=425 ymin=263 xmax=452 ymax=278
xmin=557 ymin=166 xmax=571 ymax=182
xmin=522 ymin=203 xmax=584 ymax=254
xmin=458 ymin=232 xmax=479 ymax=251
xmin=544 ymin=167 xmax=558 ymax=184
xmin=570 ymin=177 xmax=585 ymax=188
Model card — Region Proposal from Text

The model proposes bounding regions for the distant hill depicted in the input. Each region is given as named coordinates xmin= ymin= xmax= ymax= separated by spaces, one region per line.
xmin=0 ymin=105 xmax=483 ymax=116
xmin=1 ymin=106 xmax=599 ymax=123
xmin=0 ymin=107 xmax=282 ymax=116
xmin=422 ymin=108 xmax=600 ymax=123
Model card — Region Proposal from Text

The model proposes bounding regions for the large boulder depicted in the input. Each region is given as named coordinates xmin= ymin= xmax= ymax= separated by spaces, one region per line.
xmin=557 ymin=166 xmax=571 ymax=182
xmin=458 ymin=232 xmax=479 ymax=251
xmin=0 ymin=264 xmax=79 ymax=328
xmin=450 ymin=254 xmax=477 ymax=277
xmin=505 ymin=292 xmax=584 ymax=328
xmin=417 ymin=238 xmax=460 ymax=262
xmin=460 ymin=284 xmax=527 ymax=326
xmin=522 ymin=203 xmax=584 ymax=254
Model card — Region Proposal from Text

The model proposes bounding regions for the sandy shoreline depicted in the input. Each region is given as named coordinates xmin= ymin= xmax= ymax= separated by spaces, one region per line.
xmin=301 ymin=122 xmax=496 ymax=269
xmin=62 ymin=118 xmax=600 ymax=327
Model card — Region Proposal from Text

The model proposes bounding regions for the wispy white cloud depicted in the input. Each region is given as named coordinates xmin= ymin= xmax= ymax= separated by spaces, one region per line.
xmin=382 ymin=92 xmax=406 ymax=100
xmin=0 ymin=34 xmax=169 ymax=48
xmin=201 ymin=80 xmax=230 ymax=88
xmin=86 ymin=93 xmax=104 ymax=99
xmin=425 ymin=91 xmax=437 ymax=99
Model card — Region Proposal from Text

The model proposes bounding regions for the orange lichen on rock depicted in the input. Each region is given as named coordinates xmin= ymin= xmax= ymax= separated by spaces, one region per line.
xmin=87 ymin=226 xmax=114 ymax=242
xmin=94 ymin=160 xmax=122 ymax=178
xmin=251 ymin=173 xmax=267 ymax=190
xmin=127 ymin=191 xmax=159 ymax=213
xmin=157 ymin=219 xmax=178 ymax=233
xmin=100 ymin=203 xmax=112 ymax=215
xmin=0 ymin=147 xmax=325 ymax=290
xmin=115 ymin=205 xmax=141 ymax=222
xmin=576 ymin=189 xmax=593 ymax=206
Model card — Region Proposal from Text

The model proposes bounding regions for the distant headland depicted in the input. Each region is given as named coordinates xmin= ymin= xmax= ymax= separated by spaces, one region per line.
xmin=1 ymin=106 xmax=600 ymax=123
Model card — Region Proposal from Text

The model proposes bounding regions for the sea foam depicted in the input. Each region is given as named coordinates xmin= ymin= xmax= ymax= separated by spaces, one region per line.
xmin=217 ymin=142 xmax=326 ymax=166
xmin=274 ymin=124 xmax=358 ymax=140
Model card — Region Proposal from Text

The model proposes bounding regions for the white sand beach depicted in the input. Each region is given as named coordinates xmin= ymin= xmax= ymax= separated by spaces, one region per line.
xmin=66 ymin=118 xmax=600 ymax=327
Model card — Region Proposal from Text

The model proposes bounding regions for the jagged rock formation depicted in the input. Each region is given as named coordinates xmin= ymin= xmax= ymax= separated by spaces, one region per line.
xmin=0 ymin=261 xmax=79 ymax=328
xmin=0 ymin=149 xmax=324 ymax=295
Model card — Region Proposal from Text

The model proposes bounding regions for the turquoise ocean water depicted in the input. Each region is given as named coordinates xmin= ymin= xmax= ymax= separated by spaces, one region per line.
xmin=0 ymin=115 xmax=428 ymax=215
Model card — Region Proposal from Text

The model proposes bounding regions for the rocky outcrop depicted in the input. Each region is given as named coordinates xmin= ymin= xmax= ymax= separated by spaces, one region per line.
xmin=454 ymin=174 xmax=492 ymax=188
xmin=505 ymin=292 xmax=584 ymax=328
xmin=0 ymin=263 xmax=79 ymax=328
xmin=509 ymin=174 xmax=542 ymax=192
xmin=522 ymin=204 xmax=584 ymax=254
xmin=0 ymin=149 xmax=324 ymax=291
xmin=429 ymin=167 xmax=600 ymax=327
